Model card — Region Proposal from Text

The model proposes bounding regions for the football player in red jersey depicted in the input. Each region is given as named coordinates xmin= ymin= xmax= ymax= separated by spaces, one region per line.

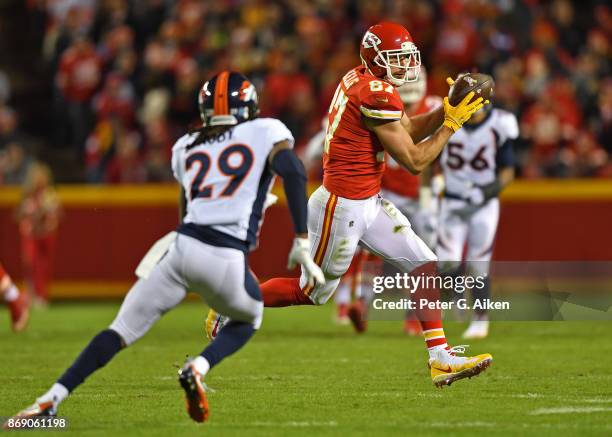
xmin=338 ymin=68 xmax=446 ymax=335
xmin=1 ymin=262 xmax=29 ymax=332
xmin=210 ymin=22 xmax=493 ymax=387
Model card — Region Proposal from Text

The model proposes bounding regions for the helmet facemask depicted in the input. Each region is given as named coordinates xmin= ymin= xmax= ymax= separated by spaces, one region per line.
xmin=373 ymin=43 xmax=421 ymax=87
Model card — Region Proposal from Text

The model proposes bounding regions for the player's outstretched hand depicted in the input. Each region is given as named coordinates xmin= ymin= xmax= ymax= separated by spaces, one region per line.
xmin=443 ymin=92 xmax=486 ymax=132
xmin=287 ymin=237 xmax=326 ymax=287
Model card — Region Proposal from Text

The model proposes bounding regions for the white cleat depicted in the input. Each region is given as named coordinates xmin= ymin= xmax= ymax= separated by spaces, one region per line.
xmin=429 ymin=345 xmax=493 ymax=388
xmin=462 ymin=320 xmax=489 ymax=339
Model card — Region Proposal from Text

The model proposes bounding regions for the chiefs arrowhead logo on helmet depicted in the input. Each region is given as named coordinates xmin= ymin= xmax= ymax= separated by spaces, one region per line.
xmin=362 ymin=31 xmax=382 ymax=49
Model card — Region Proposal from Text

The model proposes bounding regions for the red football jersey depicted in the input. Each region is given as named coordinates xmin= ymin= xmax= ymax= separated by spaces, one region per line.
xmin=381 ymin=95 xmax=443 ymax=198
xmin=322 ymin=66 xmax=404 ymax=199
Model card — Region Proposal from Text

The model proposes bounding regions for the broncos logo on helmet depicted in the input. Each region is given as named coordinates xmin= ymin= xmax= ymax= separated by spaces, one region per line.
xmin=198 ymin=71 xmax=259 ymax=127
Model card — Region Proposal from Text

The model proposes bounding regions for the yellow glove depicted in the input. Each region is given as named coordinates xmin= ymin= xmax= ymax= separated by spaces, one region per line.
xmin=444 ymin=76 xmax=490 ymax=132
xmin=443 ymin=91 xmax=486 ymax=132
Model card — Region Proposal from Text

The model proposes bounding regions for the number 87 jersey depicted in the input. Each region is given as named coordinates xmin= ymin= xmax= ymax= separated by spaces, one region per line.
xmin=171 ymin=117 xmax=294 ymax=250
xmin=323 ymin=66 xmax=405 ymax=200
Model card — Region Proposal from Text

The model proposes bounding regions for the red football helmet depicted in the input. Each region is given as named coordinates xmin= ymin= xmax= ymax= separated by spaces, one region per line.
xmin=360 ymin=22 xmax=421 ymax=87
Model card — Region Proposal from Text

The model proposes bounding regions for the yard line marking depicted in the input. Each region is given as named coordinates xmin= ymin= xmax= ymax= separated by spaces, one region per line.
xmin=251 ymin=421 xmax=338 ymax=427
xmin=583 ymin=398 xmax=612 ymax=404
xmin=428 ymin=421 xmax=497 ymax=428
xmin=509 ymin=393 xmax=543 ymax=399
xmin=530 ymin=406 xmax=612 ymax=415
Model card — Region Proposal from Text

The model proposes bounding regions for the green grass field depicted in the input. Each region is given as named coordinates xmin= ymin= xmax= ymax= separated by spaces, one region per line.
xmin=1 ymin=302 xmax=611 ymax=436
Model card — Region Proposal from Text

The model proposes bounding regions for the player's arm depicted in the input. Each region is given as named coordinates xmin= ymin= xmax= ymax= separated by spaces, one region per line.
xmin=268 ymin=141 xmax=308 ymax=238
xmin=483 ymin=138 xmax=516 ymax=197
xmin=364 ymin=90 xmax=485 ymax=174
xmin=400 ymin=106 xmax=445 ymax=144
xmin=268 ymin=140 xmax=325 ymax=286
xmin=367 ymin=117 xmax=453 ymax=175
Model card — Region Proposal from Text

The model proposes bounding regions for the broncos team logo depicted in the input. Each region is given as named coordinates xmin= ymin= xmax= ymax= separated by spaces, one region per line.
xmin=239 ymin=80 xmax=257 ymax=103
xmin=362 ymin=31 xmax=381 ymax=49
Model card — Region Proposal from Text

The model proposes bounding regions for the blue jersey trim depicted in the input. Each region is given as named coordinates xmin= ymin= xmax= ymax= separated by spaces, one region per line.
xmin=177 ymin=223 xmax=249 ymax=253
xmin=243 ymin=256 xmax=262 ymax=302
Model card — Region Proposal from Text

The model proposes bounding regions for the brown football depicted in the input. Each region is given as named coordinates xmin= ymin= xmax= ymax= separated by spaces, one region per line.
xmin=448 ymin=73 xmax=494 ymax=106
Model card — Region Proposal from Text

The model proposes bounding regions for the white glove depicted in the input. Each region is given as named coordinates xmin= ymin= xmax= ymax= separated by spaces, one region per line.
xmin=464 ymin=186 xmax=485 ymax=206
xmin=287 ymin=237 xmax=326 ymax=288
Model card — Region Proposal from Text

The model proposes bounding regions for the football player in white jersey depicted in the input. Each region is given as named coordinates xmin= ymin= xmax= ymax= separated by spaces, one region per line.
xmin=436 ymin=82 xmax=518 ymax=339
xmin=5 ymin=72 xmax=324 ymax=425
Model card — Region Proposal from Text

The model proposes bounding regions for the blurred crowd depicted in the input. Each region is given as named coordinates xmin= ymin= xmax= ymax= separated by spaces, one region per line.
xmin=0 ymin=0 xmax=610 ymax=185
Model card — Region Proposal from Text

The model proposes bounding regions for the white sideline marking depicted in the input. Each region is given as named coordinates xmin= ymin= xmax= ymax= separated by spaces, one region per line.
xmin=530 ymin=406 xmax=612 ymax=415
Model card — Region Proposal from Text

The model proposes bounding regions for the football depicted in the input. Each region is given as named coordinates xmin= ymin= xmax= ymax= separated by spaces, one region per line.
xmin=448 ymin=72 xmax=494 ymax=106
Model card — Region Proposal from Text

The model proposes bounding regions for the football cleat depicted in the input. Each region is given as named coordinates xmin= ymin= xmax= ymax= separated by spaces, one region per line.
xmin=178 ymin=360 xmax=210 ymax=423
xmin=462 ymin=320 xmax=489 ymax=339
xmin=204 ymin=309 xmax=227 ymax=341
xmin=3 ymin=401 xmax=56 ymax=429
xmin=429 ymin=345 xmax=492 ymax=388
xmin=9 ymin=292 xmax=29 ymax=332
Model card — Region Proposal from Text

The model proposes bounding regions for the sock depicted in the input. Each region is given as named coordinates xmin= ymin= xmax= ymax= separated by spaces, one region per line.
xmin=37 ymin=383 xmax=69 ymax=407
xmin=57 ymin=329 xmax=123 ymax=392
xmin=410 ymin=262 xmax=448 ymax=358
xmin=260 ymin=277 xmax=313 ymax=307
xmin=4 ymin=284 xmax=19 ymax=302
xmin=423 ymin=323 xmax=449 ymax=360
xmin=192 ymin=356 xmax=211 ymax=377
xmin=200 ymin=321 xmax=255 ymax=369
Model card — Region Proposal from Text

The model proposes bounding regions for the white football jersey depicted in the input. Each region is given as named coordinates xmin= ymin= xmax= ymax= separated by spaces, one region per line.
xmin=440 ymin=108 xmax=518 ymax=195
xmin=171 ymin=117 xmax=294 ymax=248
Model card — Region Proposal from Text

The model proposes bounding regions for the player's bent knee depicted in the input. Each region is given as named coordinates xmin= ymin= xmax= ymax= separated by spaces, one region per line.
xmin=225 ymin=299 xmax=264 ymax=330
xmin=308 ymin=289 xmax=332 ymax=305
xmin=108 ymin=318 xmax=144 ymax=347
